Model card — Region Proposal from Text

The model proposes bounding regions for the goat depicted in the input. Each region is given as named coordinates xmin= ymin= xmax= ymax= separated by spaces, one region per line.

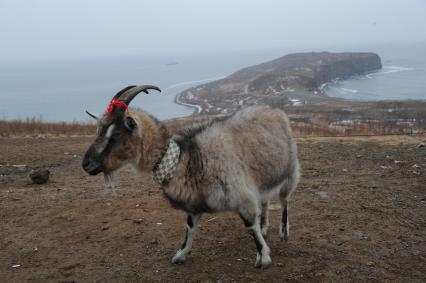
xmin=82 ymin=85 xmax=300 ymax=268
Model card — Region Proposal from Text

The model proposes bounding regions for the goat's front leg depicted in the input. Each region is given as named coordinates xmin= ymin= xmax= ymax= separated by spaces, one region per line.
xmin=240 ymin=207 xmax=272 ymax=268
xmin=172 ymin=213 xmax=202 ymax=264
xmin=103 ymin=172 xmax=116 ymax=192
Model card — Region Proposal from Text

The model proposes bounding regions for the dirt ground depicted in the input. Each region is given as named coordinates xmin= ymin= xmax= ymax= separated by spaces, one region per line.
xmin=1 ymin=135 xmax=425 ymax=282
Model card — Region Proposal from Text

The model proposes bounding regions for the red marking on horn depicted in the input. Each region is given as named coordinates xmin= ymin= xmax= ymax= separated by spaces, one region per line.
xmin=106 ymin=98 xmax=128 ymax=114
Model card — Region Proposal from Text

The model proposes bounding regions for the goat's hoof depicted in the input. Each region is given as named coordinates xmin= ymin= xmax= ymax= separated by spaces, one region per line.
xmin=255 ymin=258 xmax=272 ymax=269
xmin=279 ymin=231 xmax=289 ymax=242
xmin=255 ymin=253 xmax=261 ymax=268
xmin=255 ymin=254 xmax=272 ymax=269
xmin=171 ymin=257 xmax=186 ymax=264
xmin=171 ymin=251 xmax=187 ymax=264
xmin=279 ymin=236 xmax=289 ymax=242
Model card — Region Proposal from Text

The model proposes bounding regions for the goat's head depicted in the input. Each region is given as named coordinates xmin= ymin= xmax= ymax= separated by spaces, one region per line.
xmin=82 ymin=85 xmax=161 ymax=184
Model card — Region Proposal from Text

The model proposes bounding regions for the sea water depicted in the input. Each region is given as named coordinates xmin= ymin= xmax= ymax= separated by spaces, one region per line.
xmin=0 ymin=50 xmax=284 ymax=122
xmin=322 ymin=42 xmax=426 ymax=101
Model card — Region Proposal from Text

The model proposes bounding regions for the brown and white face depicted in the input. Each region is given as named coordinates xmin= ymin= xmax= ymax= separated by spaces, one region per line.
xmin=82 ymin=85 xmax=161 ymax=177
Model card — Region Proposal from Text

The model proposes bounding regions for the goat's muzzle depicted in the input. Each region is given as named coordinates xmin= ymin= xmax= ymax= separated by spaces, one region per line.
xmin=82 ymin=146 xmax=103 ymax=175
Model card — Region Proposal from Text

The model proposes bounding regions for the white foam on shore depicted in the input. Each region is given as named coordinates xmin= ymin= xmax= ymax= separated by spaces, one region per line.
xmin=175 ymin=93 xmax=203 ymax=114
xmin=319 ymin=82 xmax=329 ymax=91
xmin=165 ymin=74 xmax=228 ymax=115
xmin=340 ymin=88 xmax=359 ymax=94
xmin=380 ymin=65 xmax=415 ymax=74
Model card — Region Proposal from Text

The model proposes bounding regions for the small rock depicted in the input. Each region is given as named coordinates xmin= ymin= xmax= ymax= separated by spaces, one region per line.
xmin=316 ymin=191 xmax=329 ymax=199
xmin=133 ymin=219 xmax=143 ymax=224
xmin=101 ymin=226 xmax=109 ymax=231
xmin=276 ymin=262 xmax=284 ymax=267
xmin=367 ymin=261 xmax=375 ymax=266
xmin=0 ymin=165 xmax=30 ymax=175
xmin=150 ymin=239 xmax=159 ymax=245
xmin=29 ymin=169 xmax=50 ymax=184
xmin=417 ymin=143 xmax=425 ymax=148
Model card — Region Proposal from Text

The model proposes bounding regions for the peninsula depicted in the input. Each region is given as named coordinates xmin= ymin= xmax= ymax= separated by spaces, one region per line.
xmin=178 ymin=52 xmax=382 ymax=115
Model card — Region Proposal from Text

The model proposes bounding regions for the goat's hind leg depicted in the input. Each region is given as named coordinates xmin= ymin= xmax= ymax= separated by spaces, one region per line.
xmin=172 ymin=214 xmax=201 ymax=264
xmin=260 ymin=201 xmax=269 ymax=237
xmin=279 ymin=190 xmax=290 ymax=242
xmin=239 ymin=203 xmax=272 ymax=268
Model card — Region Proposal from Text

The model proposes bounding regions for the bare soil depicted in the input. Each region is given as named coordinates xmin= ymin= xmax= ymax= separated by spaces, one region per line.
xmin=1 ymin=135 xmax=425 ymax=282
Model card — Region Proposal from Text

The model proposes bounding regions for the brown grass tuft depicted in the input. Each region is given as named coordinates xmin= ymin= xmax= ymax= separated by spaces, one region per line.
xmin=0 ymin=118 xmax=96 ymax=137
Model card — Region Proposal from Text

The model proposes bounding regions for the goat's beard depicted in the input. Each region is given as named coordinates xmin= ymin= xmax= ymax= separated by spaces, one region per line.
xmin=103 ymin=172 xmax=116 ymax=191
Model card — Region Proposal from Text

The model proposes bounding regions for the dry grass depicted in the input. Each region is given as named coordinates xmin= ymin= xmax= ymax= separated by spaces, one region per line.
xmin=296 ymin=134 xmax=426 ymax=145
xmin=0 ymin=118 xmax=96 ymax=137
xmin=290 ymin=121 xmax=425 ymax=137
xmin=1 ymin=114 xmax=424 ymax=138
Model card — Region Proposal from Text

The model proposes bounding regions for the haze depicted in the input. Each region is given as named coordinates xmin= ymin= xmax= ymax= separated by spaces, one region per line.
xmin=1 ymin=0 xmax=426 ymax=62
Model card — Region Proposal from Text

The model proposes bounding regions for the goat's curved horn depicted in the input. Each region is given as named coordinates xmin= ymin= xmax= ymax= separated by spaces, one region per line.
xmin=119 ymin=85 xmax=162 ymax=105
xmin=112 ymin=85 xmax=137 ymax=101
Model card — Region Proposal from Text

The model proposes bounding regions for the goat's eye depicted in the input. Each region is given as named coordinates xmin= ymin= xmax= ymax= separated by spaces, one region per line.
xmin=124 ymin=117 xmax=137 ymax=131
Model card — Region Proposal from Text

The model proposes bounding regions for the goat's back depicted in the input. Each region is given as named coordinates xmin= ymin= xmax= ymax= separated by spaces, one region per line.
xmin=196 ymin=106 xmax=299 ymax=194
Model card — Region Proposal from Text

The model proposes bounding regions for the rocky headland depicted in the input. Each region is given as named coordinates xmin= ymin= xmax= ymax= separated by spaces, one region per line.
xmin=178 ymin=52 xmax=382 ymax=115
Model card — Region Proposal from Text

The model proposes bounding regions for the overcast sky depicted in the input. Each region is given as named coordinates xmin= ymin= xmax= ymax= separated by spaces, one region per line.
xmin=1 ymin=0 xmax=425 ymax=61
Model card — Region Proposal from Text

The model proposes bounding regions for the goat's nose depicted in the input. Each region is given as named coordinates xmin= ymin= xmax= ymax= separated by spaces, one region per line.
xmin=82 ymin=157 xmax=91 ymax=169
xmin=82 ymin=155 xmax=103 ymax=175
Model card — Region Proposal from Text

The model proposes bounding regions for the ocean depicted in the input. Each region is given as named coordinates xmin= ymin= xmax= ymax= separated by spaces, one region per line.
xmin=1 ymin=42 xmax=425 ymax=122
xmin=322 ymin=42 xmax=426 ymax=101
xmin=0 ymin=50 xmax=286 ymax=122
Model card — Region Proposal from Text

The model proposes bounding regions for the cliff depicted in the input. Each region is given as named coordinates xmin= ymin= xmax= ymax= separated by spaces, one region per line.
xmin=178 ymin=52 xmax=382 ymax=115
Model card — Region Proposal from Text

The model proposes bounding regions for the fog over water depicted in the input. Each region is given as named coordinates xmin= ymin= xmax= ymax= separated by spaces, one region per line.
xmin=0 ymin=0 xmax=425 ymax=121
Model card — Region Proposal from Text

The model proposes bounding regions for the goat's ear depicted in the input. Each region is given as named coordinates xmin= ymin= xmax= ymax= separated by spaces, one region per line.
xmin=171 ymin=133 xmax=184 ymax=143
xmin=124 ymin=116 xmax=137 ymax=131
xmin=86 ymin=110 xmax=99 ymax=120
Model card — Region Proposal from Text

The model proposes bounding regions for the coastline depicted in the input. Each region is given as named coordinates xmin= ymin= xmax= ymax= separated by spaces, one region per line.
xmin=173 ymin=62 xmax=425 ymax=116
xmin=170 ymin=75 xmax=228 ymax=116
xmin=174 ymin=91 xmax=202 ymax=115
